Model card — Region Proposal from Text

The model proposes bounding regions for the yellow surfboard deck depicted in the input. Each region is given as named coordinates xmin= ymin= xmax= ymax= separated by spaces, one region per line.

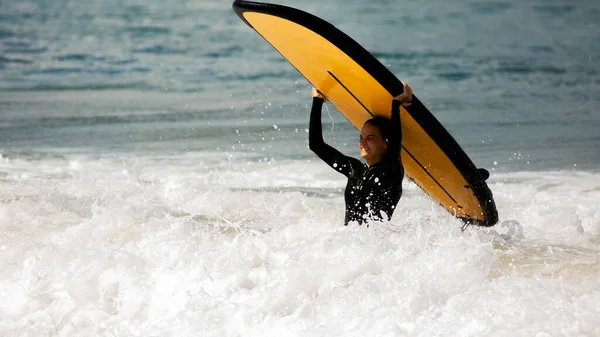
xmin=233 ymin=1 xmax=498 ymax=226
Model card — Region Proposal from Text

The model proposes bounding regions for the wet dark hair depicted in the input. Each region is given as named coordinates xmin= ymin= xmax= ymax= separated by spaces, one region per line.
xmin=364 ymin=117 xmax=392 ymax=143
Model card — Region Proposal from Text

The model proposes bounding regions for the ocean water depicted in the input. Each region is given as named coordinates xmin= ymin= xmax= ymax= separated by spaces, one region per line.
xmin=1 ymin=0 xmax=599 ymax=336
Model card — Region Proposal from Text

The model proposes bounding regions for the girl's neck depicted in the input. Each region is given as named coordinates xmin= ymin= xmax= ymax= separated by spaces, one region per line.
xmin=366 ymin=157 xmax=383 ymax=167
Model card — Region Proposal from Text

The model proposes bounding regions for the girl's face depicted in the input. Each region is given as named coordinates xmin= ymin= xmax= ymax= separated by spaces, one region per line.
xmin=359 ymin=122 xmax=387 ymax=166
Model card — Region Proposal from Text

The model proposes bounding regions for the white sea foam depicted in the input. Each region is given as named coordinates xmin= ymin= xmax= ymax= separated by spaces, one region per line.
xmin=0 ymin=153 xmax=599 ymax=336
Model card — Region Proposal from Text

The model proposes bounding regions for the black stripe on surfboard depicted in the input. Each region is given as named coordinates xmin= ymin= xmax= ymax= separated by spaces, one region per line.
xmin=327 ymin=71 xmax=375 ymax=118
xmin=401 ymin=145 xmax=458 ymax=204
xmin=328 ymin=70 xmax=458 ymax=204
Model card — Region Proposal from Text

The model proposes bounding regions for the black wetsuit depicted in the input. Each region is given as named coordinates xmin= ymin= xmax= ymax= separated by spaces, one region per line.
xmin=309 ymin=97 xmax=404 ymax=225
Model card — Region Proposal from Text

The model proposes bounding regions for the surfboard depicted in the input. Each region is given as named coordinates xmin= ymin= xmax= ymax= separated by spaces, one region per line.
xmin=232 ymin=0 xmax=498 ymax=226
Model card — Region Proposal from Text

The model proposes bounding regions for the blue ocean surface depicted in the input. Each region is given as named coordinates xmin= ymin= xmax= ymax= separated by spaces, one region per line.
xmin=1 ymin=0 xmax=598 ymax=170
xmin=1 ymin=0 xmax=600 ymax=336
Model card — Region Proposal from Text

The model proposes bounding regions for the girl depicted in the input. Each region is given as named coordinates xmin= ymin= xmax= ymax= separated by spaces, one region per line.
xmin=309 ymin=83 xmax=413 ymax=225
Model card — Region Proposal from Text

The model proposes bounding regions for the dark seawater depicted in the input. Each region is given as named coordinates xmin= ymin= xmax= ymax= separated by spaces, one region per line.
xmin=1 ymin=0 xmax=599 ymax=171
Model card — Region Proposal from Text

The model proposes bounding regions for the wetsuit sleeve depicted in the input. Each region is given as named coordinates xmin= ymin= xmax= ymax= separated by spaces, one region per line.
xmin=309 ymin=97 xmax=356 ymax=177
xmin=388 ymin=99 xmax=402 ymax=159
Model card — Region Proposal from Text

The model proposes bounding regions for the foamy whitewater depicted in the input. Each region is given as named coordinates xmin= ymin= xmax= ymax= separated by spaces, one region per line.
xmin=1 ymin=152 xmax=599 ymax=336
xmin=1 ymin=0 xmax=600 ymax=335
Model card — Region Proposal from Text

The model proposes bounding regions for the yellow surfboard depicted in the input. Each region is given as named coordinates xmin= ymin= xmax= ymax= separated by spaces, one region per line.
xmin=233 ymin=1 xmax=498 ymax=226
